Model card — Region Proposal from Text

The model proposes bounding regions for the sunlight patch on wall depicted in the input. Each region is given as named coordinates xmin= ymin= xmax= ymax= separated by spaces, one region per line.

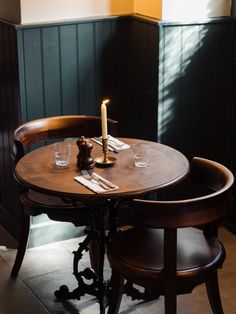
xmin=158 ymin=26 xmax=209 ymax=139
xmin=162 ymin=0 xmax=231 ymax=21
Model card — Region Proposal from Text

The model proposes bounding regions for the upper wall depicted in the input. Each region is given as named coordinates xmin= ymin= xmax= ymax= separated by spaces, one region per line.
xmin=0 ymin=0 xmax=133 ymax=24
xmin=20 ymin=0 xmax=133 ymax=24
xmin=133 ymin=0 xmax=162 ymax=19
xmin=0 ymin=0 xmax=232 ymax=24
xmin=162 ymin=0 xmax=232 ymax=21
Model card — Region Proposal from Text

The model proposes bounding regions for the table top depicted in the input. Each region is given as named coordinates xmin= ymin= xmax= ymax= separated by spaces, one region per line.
xmin=15 ymin=138 xmax=189 ymax=202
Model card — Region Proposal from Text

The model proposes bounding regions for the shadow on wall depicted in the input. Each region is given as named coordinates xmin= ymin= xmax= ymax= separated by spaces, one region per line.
xmin=158 ymin=1 xmax=233 ymax=167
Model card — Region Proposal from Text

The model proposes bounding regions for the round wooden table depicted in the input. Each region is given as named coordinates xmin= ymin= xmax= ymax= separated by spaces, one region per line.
xmin=15 ymin=138 xmax=189 ymax=313
xmin=15 ymin=138 xmax=189 ymax=201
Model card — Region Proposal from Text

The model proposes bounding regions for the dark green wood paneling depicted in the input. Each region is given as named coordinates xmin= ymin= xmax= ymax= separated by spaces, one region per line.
xmin=158 ymin=20 xmax=233 ymax=167
xmin=23 ymin=28 xmax=45 ymax=120
xmin=130 ymin=18 xmax=159 ymax=141
xmin=95 ymin=20 xmax=113 ymax=115
xmin=109 ymin=18 xmax=131 ymax=136
xmin=0 ymin=21 xmax=21 ymax=235
xmin=78 ymin=23 xmax=96 ymax=115
xmin=42 ymin=27 xmax=61 ymax=116
xmin=60 ymin=25 xmax=79 ymax=115
xmin=16 ymin=18 xmax=131 ymax=123
xmin=1 ymin=15 xmax=236 ymax=239
xmin=17 ymin=30 xmax=27 ymax=123
xmin=0 ymin=16 xmax=133 ymax=242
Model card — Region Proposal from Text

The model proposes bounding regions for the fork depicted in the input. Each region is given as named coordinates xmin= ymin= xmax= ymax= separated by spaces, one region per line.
xmin=81 ymin=170 xmax=110 ymax=190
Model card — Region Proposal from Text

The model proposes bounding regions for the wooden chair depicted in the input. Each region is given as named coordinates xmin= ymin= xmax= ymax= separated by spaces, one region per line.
xmin=107 ymin=157 xmax=234 ymax=314
xmin=11 ymin=115 xmax=117 ymax=277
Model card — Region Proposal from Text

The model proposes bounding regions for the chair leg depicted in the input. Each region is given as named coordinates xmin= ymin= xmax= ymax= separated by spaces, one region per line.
xmin=165 ymin=296 xmax=177 ymax=314
xmin=107 ymin=269 xmax=124 ymax=314
xmin=164 ymin=285 xmax=177 ymax=314
xmin=11 ymin=213 xmax=30 ymax=277
xmin=205 ymin=273 xmax=224 ymax=314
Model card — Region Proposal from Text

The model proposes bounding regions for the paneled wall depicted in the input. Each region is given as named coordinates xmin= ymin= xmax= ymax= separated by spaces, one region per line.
xmin=0 ymin=21 xmax=21 ymax=234
xmin=130 ymin=16 xmax=159 ymax=141
xmin=16 ymin=17 xmax=131 ymax=131
xmin=0 ymin=16 xmax=133 ymax=242
xmin=158 ymin=18 xmax=234 ymax=168
xmin=0 ymin=15 xmax=235 ymax=241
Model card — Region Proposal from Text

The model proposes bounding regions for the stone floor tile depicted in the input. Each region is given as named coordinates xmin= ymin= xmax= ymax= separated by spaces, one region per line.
xmin=1 ymin=243 xmax=74 ymax=280
xmin=0 ymin=257 xmax=49 ymax=314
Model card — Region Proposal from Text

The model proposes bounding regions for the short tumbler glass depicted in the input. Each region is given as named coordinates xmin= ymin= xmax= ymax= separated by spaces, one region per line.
xmin=134 ymin=143 xmax=149 ymax=168
xmin=54 ymin=141 xmax=71 ymax=168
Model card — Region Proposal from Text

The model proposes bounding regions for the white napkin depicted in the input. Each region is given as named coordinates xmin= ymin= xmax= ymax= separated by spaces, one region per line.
xmin=107 ymin=135 xmax=130 ymax=151
xmin=74 ymin=175 xmax=119 ymax=193
xmin=92 ymin=135 xmax=130 ymax=152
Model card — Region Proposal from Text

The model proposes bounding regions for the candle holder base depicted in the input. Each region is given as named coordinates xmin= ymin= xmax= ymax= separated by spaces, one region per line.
xmin=95 ymin=156 xmax=117 ymax=167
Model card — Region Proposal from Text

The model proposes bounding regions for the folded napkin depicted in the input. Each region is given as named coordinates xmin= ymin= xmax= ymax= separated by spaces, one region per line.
xmin=74 ymin=174 xmax=119 ymax=193
xmin=92 ymin=135 xmax=130 ymax=152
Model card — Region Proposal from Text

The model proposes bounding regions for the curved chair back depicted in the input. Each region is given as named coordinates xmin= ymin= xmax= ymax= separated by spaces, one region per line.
xmin=12 ymin=115 xmax=118 ymax=162
xmin=107 ymin=157 xmax=234 ymax=314
xmin=130 ymin=157 xmax=234 ymax=229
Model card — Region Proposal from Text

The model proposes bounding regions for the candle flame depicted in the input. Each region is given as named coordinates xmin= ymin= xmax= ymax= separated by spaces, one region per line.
xmin=102 ymin=99 xmax=110 ymax=105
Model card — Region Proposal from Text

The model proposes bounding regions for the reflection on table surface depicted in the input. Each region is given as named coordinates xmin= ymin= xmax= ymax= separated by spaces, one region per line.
xmin=15 ymin=138 xmax=190 ymax=201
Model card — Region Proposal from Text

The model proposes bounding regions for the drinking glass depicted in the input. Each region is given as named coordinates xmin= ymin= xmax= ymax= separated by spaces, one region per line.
xmin=54 ymin=141 xmax=71 ymax=168
xmin=134 ymin=143 xmax=149 ymax=168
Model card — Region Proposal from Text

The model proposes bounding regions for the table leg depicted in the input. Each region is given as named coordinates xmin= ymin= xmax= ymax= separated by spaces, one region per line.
xmin=54 ymin=204 xmax=109 ymax=313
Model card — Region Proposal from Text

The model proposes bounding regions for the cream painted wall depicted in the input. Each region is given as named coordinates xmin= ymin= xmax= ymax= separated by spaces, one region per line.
xmin=0 ymin=0 xmax=21 ymax=23
xmin=133 ymin=0 xmax=162 ymax=19
xmin=20 ymin=0 xmax=133 ymax=24
xmin=162 ymin=0 xmax=232 ymax=21
xmin=0 ymin=0 xmax=232 ymax=24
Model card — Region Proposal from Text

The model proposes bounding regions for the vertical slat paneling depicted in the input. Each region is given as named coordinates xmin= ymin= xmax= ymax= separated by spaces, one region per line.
xmin=1 ymin=24 xmax=17 ymax=212
xmin=0 ymin=22 xmax=6 ymax=207
xmin=42 ymin=26 xmax=62 ymax=116
xmin=95 ymin=20 xmax=113 ymax=115
xmin=130 ymin=19 xmax=159 ymax=140
xmin=130 ymin=19 xmax=149 ymax=139
xmin=158 ymin=21 xmax=233 ymax=165
xmin=18 ymin=18 xmax=131 ymax=123
xmin=16 ymin=30 xmax=27 ymax=123
xmin=179 ymin=25 xmax=204 ymax=156
xmin=109 ymin=18 xmax=131 ymax=136
xmin=23 ymin=28 xmax=44 ymax=120
xmin=6 ymin=25 xmax=22 ymax=214
xmin=146 ymin=24 xmax=159 ymax=141
xmin=197 ymin=24 xmax=218 ymax=159
xmin=78 ymin=23 xmax=96 ymax=115
xmin=1 ymin=16 xmax=235 ymax=238
xmin=158 ymin=25 xmax=182 ymax=144
xmin=0 ymin=22 xmax=21 ymax=226
xmin=210 ymin=23 xmax=233 ymax=167
xmin=60 ymin=25 xmax=79 ymax=115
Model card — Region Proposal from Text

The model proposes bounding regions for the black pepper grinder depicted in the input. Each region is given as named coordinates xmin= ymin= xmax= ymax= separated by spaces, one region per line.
xmin=76 ymin=136 xmax=85 ymax=167
xmin=76 ymin=137 xmax=95 ymax=170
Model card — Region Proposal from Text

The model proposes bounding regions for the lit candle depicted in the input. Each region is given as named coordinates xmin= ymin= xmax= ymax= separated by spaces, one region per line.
xmin=101 ymin=99 xmax=110 ymax=139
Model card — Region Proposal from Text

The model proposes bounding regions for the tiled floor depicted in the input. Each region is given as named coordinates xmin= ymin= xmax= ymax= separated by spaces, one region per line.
xmin=0 ymin=225 xmax=236 ymax=313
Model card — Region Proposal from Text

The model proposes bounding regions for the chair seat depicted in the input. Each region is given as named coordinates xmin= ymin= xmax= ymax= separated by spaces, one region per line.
xmin=21 ymin=190 xmax=91 ymax=225
xmin=107 ymin=227 xmax=225 ymax=282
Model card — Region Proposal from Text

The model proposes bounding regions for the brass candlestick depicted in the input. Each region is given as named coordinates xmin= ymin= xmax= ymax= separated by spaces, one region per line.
xmin=95 ymin=138 xmax=117 ymax=167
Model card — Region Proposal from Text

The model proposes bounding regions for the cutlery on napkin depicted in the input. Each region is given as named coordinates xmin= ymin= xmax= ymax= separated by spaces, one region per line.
xmin=74 ymin=170 xmax=119 ymax=193
xmin=92 ymin=135 xmax=130 ymax=152
xmin=92 ymin=137 xmax=118 ymax=153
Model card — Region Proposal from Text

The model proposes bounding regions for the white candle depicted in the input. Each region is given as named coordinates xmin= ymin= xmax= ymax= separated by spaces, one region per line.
xmin=101 ymin=99 xmax=109 ymax=139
